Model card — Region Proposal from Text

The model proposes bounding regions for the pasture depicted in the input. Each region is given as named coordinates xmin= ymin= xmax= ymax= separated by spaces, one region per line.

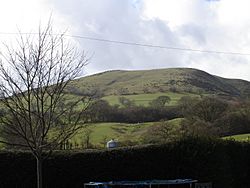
xmin=102 ymin=92 xmax=199 ymax=106
xmin=70 ymin=118 xmax=183 ymax=148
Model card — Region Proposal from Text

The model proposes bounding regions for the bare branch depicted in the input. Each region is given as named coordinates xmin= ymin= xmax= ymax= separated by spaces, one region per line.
xmin=0 ymin=22 xmax=90 ymax=157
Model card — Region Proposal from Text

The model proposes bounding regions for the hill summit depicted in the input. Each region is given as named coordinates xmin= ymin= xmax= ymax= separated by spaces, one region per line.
xmin=68 ymin=68 xmax=250 ymax=98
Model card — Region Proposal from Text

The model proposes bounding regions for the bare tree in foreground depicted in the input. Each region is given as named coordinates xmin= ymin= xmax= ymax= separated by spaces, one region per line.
xmin=0 ymin=23 xmax=89 ymax=188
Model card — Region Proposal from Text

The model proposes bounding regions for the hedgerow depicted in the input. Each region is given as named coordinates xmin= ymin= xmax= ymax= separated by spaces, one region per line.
xmin=0 ymin=137 xmax=249 ymax=188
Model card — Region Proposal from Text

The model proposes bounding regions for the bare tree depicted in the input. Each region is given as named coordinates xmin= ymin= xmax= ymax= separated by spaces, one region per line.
xmin=149 ymin=95 xmax=171 ymax=108
xmin=0 ymin=22 xmax=89 ymax=188
xmin=142 ymin=121 xmax=180 ymax=144
xmin=82 ymin=126 xmax=93 ymax=149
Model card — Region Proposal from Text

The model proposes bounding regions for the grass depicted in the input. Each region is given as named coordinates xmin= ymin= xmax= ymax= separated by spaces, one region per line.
xmin=223 ymin=133 xmax=250 ymax=142
xmin=68 ymin=67 xmax=250 ymax=98
xmin=70 ymin=118 xmax=184 ymax=148
xmin=102 ymin=92 xmax=199 ymax=106
xmin=71 ymin=122 xmax=153 ymax=147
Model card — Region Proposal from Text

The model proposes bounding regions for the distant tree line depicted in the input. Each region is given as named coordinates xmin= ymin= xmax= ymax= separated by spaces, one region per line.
xmin=133 ymin=96 xmax=250 ymax=144
xmin=84 ymin=96 xmax=180 ymax=123
xmin=179 ymin=96 xmax=250 ymax=137
xmin=2 ymin=94 xmax=250 ymax=149
xmin=84 ymin=95 xmax=250 ymax=138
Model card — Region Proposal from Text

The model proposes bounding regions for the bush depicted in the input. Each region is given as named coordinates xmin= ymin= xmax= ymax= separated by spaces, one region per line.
xmin=0 ymin=137 xmax=249 ymax=188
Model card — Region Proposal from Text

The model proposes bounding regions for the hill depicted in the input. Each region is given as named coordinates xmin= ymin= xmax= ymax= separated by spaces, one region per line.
xmin=67 ymin=68 xmax=250 ymax=98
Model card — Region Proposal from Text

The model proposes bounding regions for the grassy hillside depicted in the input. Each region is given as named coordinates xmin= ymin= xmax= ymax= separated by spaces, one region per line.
xmin=219 ymin=78 xmax=250 ymax=97
xmin=102 ymin=92 xmax=199 ymax=106
xmin=68 ymin=68 xmax=250 ymax=98
xmin=70 ymin=118 xmax=183 ymax=148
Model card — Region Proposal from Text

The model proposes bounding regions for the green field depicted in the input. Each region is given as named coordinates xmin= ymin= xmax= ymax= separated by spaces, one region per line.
xmin=102 ymin=92 xmax=199 ymax=106
xmin=223 ymin=133 xmax=250 ymax=142
xmin=70 ymin=118 xmax=183 ymax=148
xmin=71 ymin=122 xmax=153 ymax=148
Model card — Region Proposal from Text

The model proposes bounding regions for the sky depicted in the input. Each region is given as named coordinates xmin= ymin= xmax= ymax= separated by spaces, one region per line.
xmin=1 ymin=0 xmax=250 ymax=80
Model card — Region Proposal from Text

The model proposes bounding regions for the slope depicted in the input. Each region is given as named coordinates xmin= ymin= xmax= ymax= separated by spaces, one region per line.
xmin=67 ymin=68 xmax=250 ymax=98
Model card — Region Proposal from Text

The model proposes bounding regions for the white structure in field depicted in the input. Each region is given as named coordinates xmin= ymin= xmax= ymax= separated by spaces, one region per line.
xmin=106 ymin=139 xmax=118 ymax=149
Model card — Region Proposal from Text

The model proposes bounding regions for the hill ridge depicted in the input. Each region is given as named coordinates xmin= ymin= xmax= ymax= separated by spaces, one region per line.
xmin=69 ymin=68 xmax=250 ymax=98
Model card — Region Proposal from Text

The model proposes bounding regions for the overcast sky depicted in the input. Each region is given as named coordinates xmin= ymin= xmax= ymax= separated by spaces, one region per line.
xmin=1 ymin=0 xmax=250 ymax=80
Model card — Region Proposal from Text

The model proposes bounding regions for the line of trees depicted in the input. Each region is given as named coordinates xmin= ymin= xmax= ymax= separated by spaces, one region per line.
xmin=85 ymin=97 xmax=180 ymax=123
xmin=179 ymin=96 xmax=250 ymax=137
xmin=84 ymin=94 xmax=250 ymax=138
xmin=139 ymin=96 xmax=250 ymax=145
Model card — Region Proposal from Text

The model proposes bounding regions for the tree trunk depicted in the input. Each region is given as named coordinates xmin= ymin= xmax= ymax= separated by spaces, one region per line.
xmin=36 ymin=156 xmax=43 ymax=188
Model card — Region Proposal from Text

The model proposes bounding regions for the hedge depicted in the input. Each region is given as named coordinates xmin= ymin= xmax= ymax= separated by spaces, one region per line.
xmin=0 ymin=137 xmax=249 ymax=188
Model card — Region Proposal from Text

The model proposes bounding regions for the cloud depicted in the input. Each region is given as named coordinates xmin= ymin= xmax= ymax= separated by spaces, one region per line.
xmin=1 ymin=0 xmax=250 ymax=81
xmin=48 ymin=0 xmax=190 ymax=73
